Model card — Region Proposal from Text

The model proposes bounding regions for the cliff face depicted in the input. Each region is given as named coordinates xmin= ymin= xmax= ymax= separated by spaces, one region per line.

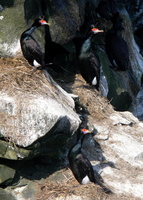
xmin=0 ymin=0 xmax=143 ymax=199
xmin=1 ymin=57 xmax=143 ymax=200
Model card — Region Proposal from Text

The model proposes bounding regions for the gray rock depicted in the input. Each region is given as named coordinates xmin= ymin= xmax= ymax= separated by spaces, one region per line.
xmin=0 ymin=0 xmax=86 ymax=57
xmin=0 ymin=188 xmax=16 ymax=200
xmin=0 ymin=64 xmax=80 ymax=157
xmin=0 ymin=164 xmax=16 ymax=186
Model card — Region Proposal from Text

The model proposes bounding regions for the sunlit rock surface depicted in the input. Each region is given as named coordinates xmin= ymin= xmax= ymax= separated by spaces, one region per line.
xmin=0 ymin=60 xmax=80 ymax=149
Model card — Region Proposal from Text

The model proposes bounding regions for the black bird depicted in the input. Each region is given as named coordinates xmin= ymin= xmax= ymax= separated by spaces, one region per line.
xmin=78 ymin=28 xmax=103 ymax=90
xmin=105 ymin=29 xmax=128 ymax=71
xmin=44 ymin=22 xmax=68 ymax=65
xmin=96 ymin=0 xmax=118 ymax=20
xmin=20 ymin=18 xmax=48 ymax=68
xmin=104 ymin=18 xmax=137 ymax=84
xmin=68 ymin=128 xmax=112 ymax=193
xmin=110 ymin=12 xmax=124 ymax=32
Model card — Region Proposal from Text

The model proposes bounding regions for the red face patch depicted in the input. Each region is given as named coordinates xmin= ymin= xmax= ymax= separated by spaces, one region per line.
xmin=39 ymin=19 xmax=48 ymax=25
xmin=91 ymin=28 xmax=103 ymax=33
xmin=81 ymin=129 xmax=90 ymax=134
xmin=91 ymin=28 xmax=99 ymax=32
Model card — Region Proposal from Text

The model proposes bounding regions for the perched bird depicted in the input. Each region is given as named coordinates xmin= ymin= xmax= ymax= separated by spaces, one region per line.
xmin=96 ymin=0 xmax=118 ymax=20
xmin=20 ymin=18 xmax=48 ymax=68
xmin=44 ymin=21 xmax=68 ymax=65
xmin=78 ymin=28 xmax=103 ymax=90
xmin=110 ymin=12 xmax=124 ymax=31
xmin=68 ymin=128 xmax=112 ymax=193
xmin=105 ymin=16 xmax=137 ymax=84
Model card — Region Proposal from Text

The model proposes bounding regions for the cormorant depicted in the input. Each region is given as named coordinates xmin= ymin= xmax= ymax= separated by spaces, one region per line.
xmin=20 ymin=18 xmax=48 ymax=68
xmin=78 ymin=28 xmax=103 ymax=90
xmin=96 ymin=0 xmax=118 ymax=20
xmin=44 ymin=22 xmax=69 ymax=65
xmin=68 ymin=128 xmax=112 ymax=193
xmin=104 ymin=16 xmax=137 ymax=84
xmin=110 ymin=12 xmax=124 ymax=31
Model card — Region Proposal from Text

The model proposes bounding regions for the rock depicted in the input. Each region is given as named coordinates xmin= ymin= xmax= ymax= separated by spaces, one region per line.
xmin=0 ymin=164 xmax=16 ymax=186
xmin=0 ymin=0 xmax=87 ymax=57
xmin=0 ymin=59 xmax=80 ymax=159
xmin=0 ymin=188 xmax=16 ymax=200
xmin=133 ymin=87 xmax=143 ymax=120
xmin=88 ymin=111 xmax=143 ymax=198
xmin=0 ymin=1 xmax=25 ymax=57
xmin=96 ymin=46 xmax=133 ymax=111
xmin=94 ymin=4 xmax=143 ymax=112
xmin=12 ymin=182 xmax=37 ymax=200
xmin=41 ymin=0 xmax=81 ymax=45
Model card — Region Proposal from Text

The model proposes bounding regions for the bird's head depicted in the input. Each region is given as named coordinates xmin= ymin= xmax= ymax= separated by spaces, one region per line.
xmin=81 ymin=129 xmax=92 ymax=134
xmin=91 ymin=28 xmax=104 ymax=34
xmin=39 ymin=19 xmax=49 ymax=25
xmin=32 ymin=19 xmax=49 ymax=27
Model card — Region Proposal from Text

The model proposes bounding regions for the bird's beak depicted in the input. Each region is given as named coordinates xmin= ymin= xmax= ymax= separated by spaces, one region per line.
xmin=97 ymin=30 xmax=104 ymax=32
xmin=91 ymin=28 xmax=104 ymax=34
xmin=42 ymin=22 xmax=50 ymax=25
xmin=45 ymin=22 xmax=50 ymax=25
xmin=81 ymin=129 xmax=92 ymax=134
xmin=40 ymin=20 xmax=50 ymax=25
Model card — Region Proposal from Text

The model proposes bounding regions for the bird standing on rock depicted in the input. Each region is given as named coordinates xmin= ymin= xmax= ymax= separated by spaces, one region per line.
xmin=96 ymin=0 xmax=118 ymax=20
xmin=105 ymin=13 xmax=138 ymax=84
xmin=78 ymin=28 xmax=103 ymax=90
xmin=68 ymin=128 xmax=112 ymax=193
xmin=20 ymin=18 xmax=48 ymax=69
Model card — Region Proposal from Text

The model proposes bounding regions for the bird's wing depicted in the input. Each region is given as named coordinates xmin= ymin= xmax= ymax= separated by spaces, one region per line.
xmin=23 ymin=38 xmax=44 ymax=65
xmin=75 ymin=153 xmax=95 ymax=182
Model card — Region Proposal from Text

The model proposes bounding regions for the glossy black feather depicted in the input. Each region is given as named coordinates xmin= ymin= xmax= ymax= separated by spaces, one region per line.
xmin=96 ymin=0 xmax=118 ymax=20
xmin=45 ymin=25 xmax=68 ymax=64
xmin=20 ymin=19 xmax=46 ymax=68
xmin=20 ymin=35 xmax=45 ymax=67
xmin=105 ymin=21 xmax=138 ymax=85
xmin=105 ymin=28 xmax=129 ymax=70
xmin=68 ymin=129 xmax=112 ymax=193
xmin=68 ymin=130 xmax=95 ymax=184
xmin=78 ymin=36 xmax=100 ymax=90
xmin=69 ymin=150 xmax=96 ymax=184
xmin=79 ymin=52 xmax=100 ymax=88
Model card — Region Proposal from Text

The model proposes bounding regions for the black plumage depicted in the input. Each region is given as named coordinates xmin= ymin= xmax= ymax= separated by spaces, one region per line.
xmin=68 ymin=128 xmax=112 ymax=193
xmin=44 ymin=22 xmax=68 ymax=65
xmin=68 ymin=129 xmax=95 ymax=185
xmin=20 ymin=19 xmax=48 ymax=68
xmin=96 ymin=0 xmax=118 ymax=20
xmin=78 ymin=28 xmax=103 ymax=90
xmin=105 ymin=14 xmax=137 ymax=84
xmin=105 ymin=28 xmax=129 ymax=71
xmin=110 ymin=12 xmax=124 ymax=31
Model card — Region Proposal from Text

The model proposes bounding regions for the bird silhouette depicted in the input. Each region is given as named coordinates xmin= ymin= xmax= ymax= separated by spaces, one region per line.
xmin=20 ymin=18 xmax=48 ymax=69
xmin=78 ymin=28 xmax=103 ymax=90
xmin=68 ymin=128 xmax=112 ymax=194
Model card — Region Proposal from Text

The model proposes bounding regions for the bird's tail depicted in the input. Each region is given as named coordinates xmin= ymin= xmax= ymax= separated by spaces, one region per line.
xmin=96 ymin=180 xmax=113 ymax=194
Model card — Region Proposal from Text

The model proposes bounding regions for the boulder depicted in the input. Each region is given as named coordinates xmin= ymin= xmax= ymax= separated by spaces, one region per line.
xmin=85 ymin=111 xmax=143 ymax=199
xmin=0 ymin=188 xmax=16 ymax=200
xmin=94 ymin=4 xmax=143 ymax=111
xmin=0 ymin=164 xmax=16 ymax=186
xmin=0 ymin=0 xmax=87 ymax=57
xmin=0 ymin=58 xmax=80 ymax=154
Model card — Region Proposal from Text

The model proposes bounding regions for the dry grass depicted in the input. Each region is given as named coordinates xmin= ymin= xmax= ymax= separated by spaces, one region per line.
xmin=36 ymin=168 xmax=110 ymax=200
xmin=70 ymin=74 xmax=114 ymax=120
xmin=0 ymin=57 xmax=140 ymax=200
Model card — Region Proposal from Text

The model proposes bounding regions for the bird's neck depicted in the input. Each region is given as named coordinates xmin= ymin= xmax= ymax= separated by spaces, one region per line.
xmin=23 ymin=26 xmax=37 ymax=38
xmin=45 ymin=25 xmax=52 ymax=42
xmin=72 ymin=135 xmax=85 ymax=153
xmin=80 ymin=36 xmax=92 ymax=55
